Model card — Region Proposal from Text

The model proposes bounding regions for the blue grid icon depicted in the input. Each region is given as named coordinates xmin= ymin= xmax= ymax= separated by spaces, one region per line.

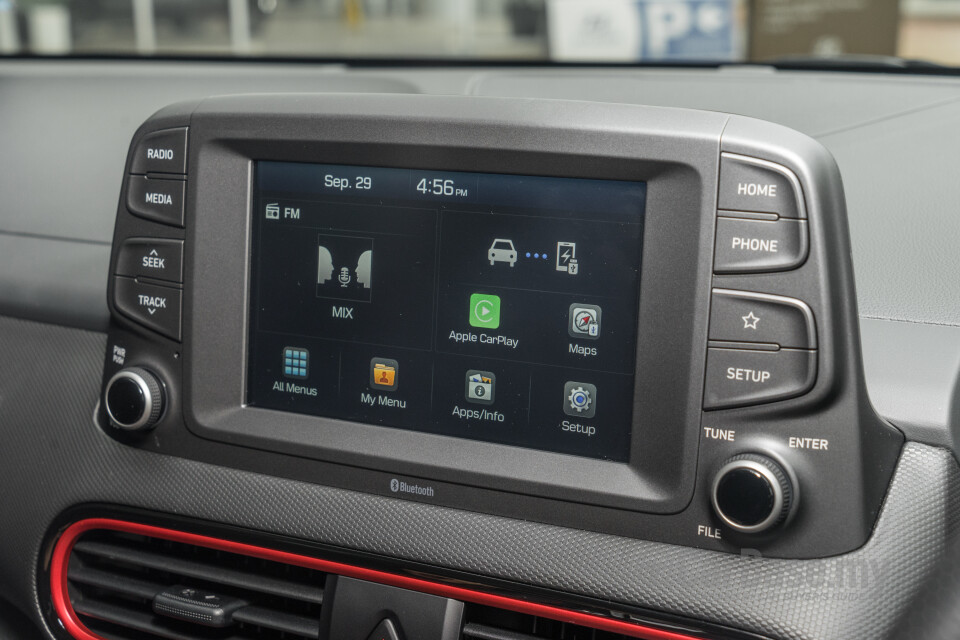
xmin=282 ymin=347 xmax=309 ymax=379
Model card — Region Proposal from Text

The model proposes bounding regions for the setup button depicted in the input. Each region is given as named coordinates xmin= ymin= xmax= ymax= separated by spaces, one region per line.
xmin=113 ymin=276 xmax=182 ymax=341
xmin=704 ymin=347 xmax=816 ymax=409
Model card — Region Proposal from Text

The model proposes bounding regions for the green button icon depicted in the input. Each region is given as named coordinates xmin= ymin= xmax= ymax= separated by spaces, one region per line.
xmin=469 ymin=293 xmax=501 ymax=329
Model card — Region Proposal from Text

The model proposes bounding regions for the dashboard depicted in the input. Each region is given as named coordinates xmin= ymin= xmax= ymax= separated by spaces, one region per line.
xmin=1 ymin=60 xmax=960 ymax=640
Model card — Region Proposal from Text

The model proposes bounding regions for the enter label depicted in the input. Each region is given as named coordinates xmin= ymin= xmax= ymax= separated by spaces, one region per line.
xmin=789 ymin=437 xmax=829 ymax=450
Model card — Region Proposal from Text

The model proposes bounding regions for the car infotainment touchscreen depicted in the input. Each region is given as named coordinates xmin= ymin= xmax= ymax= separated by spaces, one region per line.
xmin=247 ymin=161 xmax=645 ymax=461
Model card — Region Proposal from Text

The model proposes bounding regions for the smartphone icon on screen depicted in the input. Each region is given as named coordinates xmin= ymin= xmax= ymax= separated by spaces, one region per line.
xmin=556 ymin=242 xmax=578 ymax=274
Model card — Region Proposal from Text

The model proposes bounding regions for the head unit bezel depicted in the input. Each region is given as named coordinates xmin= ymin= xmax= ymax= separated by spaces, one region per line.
xmin=183 ymin=95 xmax=724 ymax=513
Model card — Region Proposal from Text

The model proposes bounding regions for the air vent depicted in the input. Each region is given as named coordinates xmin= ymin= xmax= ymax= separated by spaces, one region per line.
xmin=460 ymin=603 xmax=694 ymax=640
xmin=52 ymin=520 xmax=712 ymax=640
xmin=64 ymin=529 xmax=327 ymax=640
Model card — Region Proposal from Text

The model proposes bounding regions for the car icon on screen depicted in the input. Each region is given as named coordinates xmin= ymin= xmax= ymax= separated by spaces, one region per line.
xmin=488 ymin=239 xmax=518 ymax=267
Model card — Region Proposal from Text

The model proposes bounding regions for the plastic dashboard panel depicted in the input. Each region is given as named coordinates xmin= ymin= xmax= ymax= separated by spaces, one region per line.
xmin=94 ymin=94 xmax=901 ymax=561
xmin=0 ymin=316 xmax=953 ymax=640
xmin=1 ymin=65 xmax=959 ymax=640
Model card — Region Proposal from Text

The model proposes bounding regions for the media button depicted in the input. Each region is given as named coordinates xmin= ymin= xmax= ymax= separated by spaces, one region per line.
xmin=126 ymin=175 xmax=186 ymax=227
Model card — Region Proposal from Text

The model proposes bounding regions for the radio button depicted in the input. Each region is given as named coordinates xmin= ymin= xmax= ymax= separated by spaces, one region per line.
xmin=703 ymin=348 xmax=816 ymax=410
xmin=126 ymin=175 xmax=185 ymax=227
xmin=714 ymin=216 xmax=808 ymax=273
xmin=718 ymin=153 xmax=805 ymax=219
xmin=709 ymin=289 xmax=816 ymax=349
xmin=130 ymin=127 xmax=188 ymax=175
xmin=113 ymin=276 xmax=182 ymax=341
xmin=116 ymin=238 xmax=184 ymax=283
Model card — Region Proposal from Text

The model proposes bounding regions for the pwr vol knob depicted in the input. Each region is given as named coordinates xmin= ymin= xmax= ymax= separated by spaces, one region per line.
xmin=711 ymin=453 xmax=795 ymax=534
xmin=104 ymin=367 xmax=164 ymax=431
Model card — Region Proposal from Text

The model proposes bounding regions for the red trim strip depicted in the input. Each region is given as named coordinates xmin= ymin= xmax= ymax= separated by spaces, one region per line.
xmin=51 ymin=518 xmax=704 ymax=640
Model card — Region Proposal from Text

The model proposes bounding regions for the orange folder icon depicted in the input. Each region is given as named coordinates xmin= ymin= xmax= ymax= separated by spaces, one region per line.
xmin=373 ymin=363 xmax=396 ymax=387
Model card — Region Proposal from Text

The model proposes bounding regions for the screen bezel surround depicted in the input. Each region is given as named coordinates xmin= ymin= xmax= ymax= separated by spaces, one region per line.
xmin=184 ymin=96 xmax=723 ymax=513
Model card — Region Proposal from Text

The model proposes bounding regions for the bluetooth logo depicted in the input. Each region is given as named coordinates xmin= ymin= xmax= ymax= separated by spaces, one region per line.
xmin=390 ymin=479 xmax=400 ymax=493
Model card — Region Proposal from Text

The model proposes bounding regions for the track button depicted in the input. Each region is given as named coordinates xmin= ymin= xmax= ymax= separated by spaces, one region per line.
xmin=704 ymin=348 xmax=816 ymax=409
xmin=113 ymin=276 xmax=182 ymax=341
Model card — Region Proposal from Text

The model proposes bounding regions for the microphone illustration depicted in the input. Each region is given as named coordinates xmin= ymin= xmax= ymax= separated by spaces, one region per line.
xmin=338 ymin=266 xmax=352 ymax=287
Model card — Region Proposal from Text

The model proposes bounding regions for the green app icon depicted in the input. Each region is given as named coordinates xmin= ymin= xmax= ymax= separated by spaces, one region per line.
xmin=469 ymin=293 xmax=501 ymax=329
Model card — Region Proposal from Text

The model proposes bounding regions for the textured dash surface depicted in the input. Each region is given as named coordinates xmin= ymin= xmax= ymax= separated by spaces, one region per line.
xmin=0 ymin=316 xmax=957 ymax=640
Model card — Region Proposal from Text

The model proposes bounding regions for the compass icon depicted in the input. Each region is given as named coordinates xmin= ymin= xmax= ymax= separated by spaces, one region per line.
xmin=568 ymin=303 xmax=602 ymax=339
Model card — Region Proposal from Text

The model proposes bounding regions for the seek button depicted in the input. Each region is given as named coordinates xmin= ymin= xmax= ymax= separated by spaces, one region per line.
xmin=116 ymin=238 xmax=183 ymax=283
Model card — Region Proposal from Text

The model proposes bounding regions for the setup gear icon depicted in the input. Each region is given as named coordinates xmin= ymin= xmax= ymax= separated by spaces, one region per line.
xmin=563 ymin=382 xmax=597 ymax=419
